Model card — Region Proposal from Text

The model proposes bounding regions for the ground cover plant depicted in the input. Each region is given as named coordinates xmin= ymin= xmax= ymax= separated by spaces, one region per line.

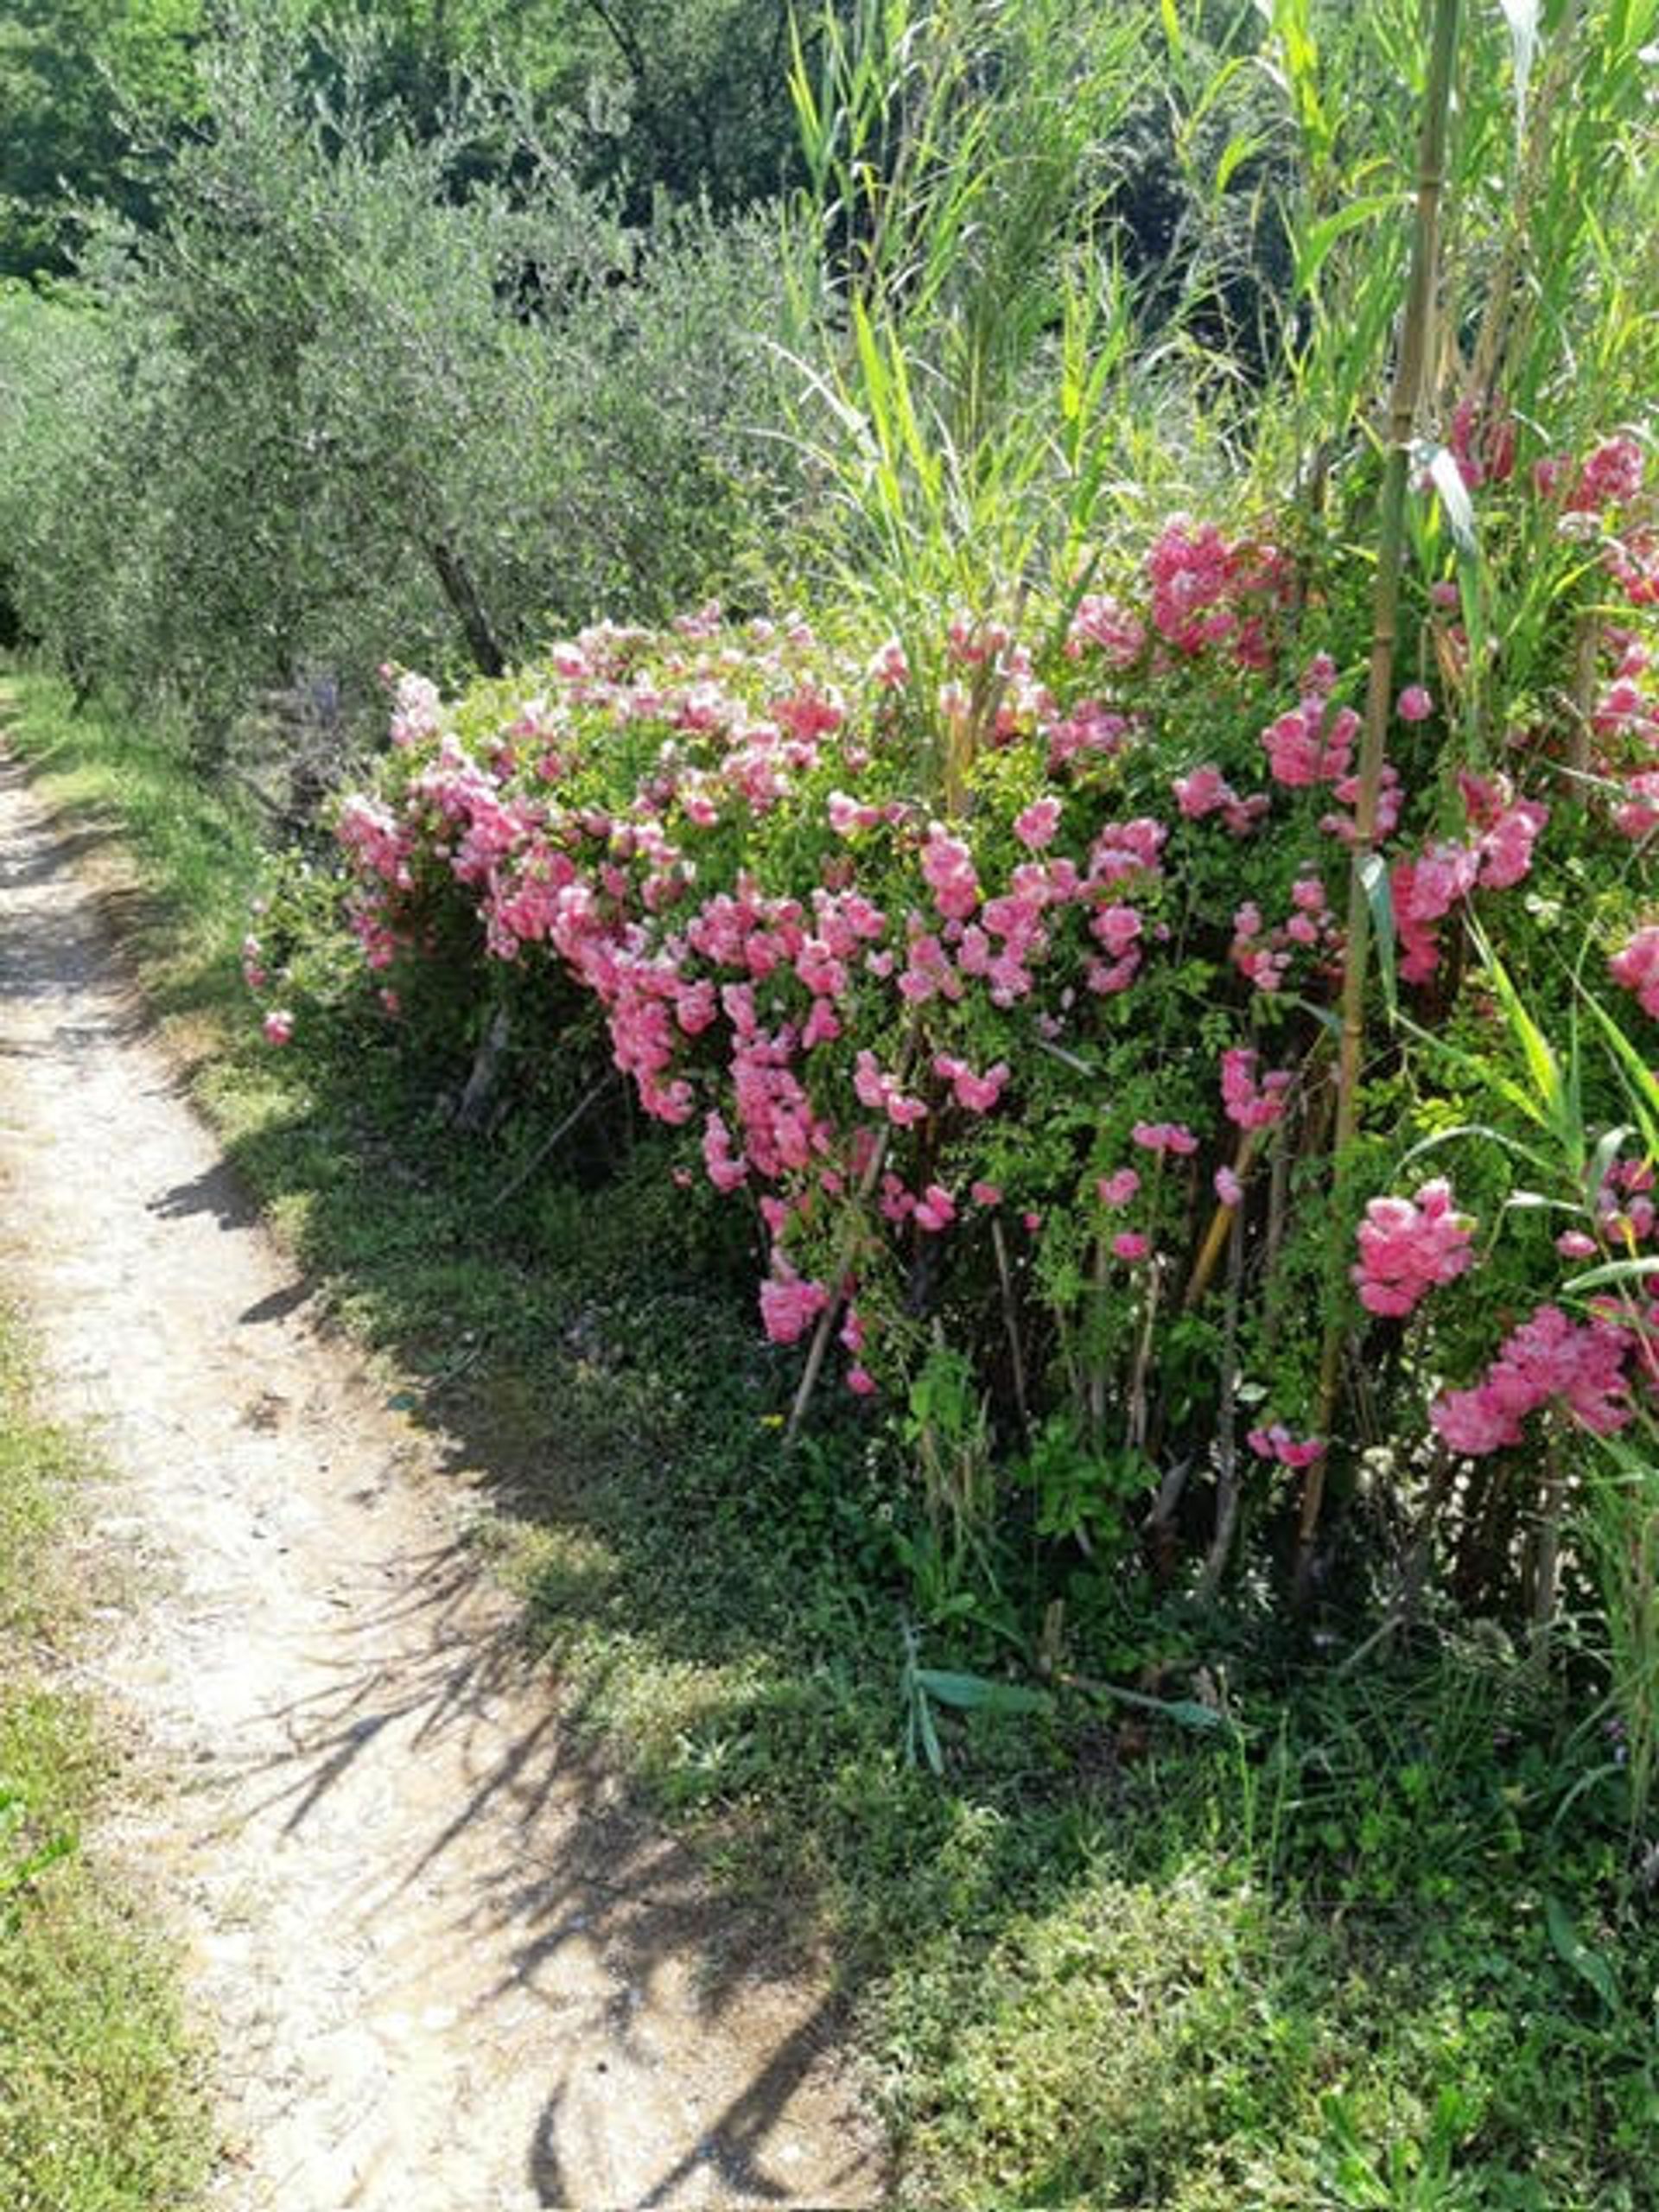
xmin=3 ymin=0 xmax=1659 ymax=2202
xmin=0 ymin=1288 xmax=210 ymax=2211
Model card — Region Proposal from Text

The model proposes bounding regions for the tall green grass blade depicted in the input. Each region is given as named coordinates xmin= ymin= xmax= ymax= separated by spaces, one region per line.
xmin=1578 ymin=987 xmax=1659 ymax=1155
xmin=1293 ymin=194 xmax=1408 ymax=297
xmin=1562 ymin=1256 xmax=1659 ymax=1294
xmin=1545 ymin=1894 xmax=1618 ymax=2009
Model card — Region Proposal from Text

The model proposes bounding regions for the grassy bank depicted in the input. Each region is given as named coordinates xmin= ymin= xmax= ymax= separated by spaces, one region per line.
xmin=4 ymin=663 xmax=1656 ymax=2209
xmin=0 ymin=1300 xmax=209 ymax=2210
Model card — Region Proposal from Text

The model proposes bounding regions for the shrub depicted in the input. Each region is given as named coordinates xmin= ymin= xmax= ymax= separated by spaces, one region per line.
xmin=253 ymin=391 xmax=1656 ymax=1652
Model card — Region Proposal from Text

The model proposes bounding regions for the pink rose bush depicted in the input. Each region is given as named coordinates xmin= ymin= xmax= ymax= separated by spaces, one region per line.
xmin=247 ymin=430 xmax=1658 ymax=1584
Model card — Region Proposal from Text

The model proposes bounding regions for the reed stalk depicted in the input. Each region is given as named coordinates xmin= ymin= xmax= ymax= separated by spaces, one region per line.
xmin=1298 ymin=0 xmax=1463 ymax=1605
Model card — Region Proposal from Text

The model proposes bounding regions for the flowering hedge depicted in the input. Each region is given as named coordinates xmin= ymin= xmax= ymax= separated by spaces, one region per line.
xmin=250 ymin=430 xmax=1659 ymax=1599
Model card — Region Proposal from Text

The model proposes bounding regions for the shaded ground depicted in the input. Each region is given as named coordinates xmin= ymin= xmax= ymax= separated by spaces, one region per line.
xmin=0 ymin=742 xmax=882 ymax=2210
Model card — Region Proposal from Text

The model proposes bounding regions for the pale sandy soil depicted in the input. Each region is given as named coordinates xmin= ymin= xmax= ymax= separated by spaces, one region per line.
xmin=0 ymin=741 xmax=885 ymax=2211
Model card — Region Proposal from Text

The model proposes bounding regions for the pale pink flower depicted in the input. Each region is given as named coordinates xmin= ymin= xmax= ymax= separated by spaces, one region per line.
xmin=1220 ymin=1047 xmax=1293 ymax=1130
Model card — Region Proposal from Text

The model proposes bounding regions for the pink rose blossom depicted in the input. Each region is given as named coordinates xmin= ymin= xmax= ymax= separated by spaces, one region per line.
xmin=1013 ymin=797 xmax=1062 ymax=850
xmin=914 ymin=1184 xmax=957 ymax=1233
xmin=1220 ymin=1047 xmax=1293 ymax=1129
xmin=759 ymin=1269 xmax=831 ymax=1346
xmin=1352 ymin=1179 xmax=1476 ymax=1317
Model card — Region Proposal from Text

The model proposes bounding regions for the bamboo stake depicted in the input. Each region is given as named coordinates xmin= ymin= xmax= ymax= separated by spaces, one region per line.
xmin=1183 ymin=1129 xmax=1262 ymax=1310
xmin=1196 ymin=1205 xmax=1246 ymax=1605
xmin=1298 ymin=0 xmax=1463 ymax=1608
xmin=989 ymin=1215 xmax=1031 ymax=1440
xmin=1532 ymin=1440 xmax=1567 ymax=1662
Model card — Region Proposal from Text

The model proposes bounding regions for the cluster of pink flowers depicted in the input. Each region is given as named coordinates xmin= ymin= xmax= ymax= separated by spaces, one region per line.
xmin=760 ymin=1263 xmax=831 ymax=1346
xmin=1448 ymin=396 xmax=1516 ymax=492
xmin=1146 ymin=518 xmax=1292 ymax=669
xmin=1131 ymin=1121 xmax=1198 ymax=1156
xmin=1172 ymin=761 xmax=1268 ymax=836
xmin=1230 ymin=876 xmax=1340 ymax=994
xmin=1219 ymin=1047 xmax=1293 ymax=1129
xmin=1590 ymin=635 xmax=1659 ymax=839
xmin=1351 ymin=1179 xmax=1476 ymax=1318
xmin=1261 ymin=665 xmax=1358 ymax=788
xmin=1457 ymin=772 xmax=1549 ymax=888
xmin=1608 ymin=529 xmax=1659 ymax=609
xmin=1319 ymin=760 xmax=1403 ymax=848
xmin=1065 ymin=593 xmax=1145 ymax=667
xmin=1595 ymin=1154 xmax=1657 ymax=1246
xmin=1432 ymin=1304 xmax=1635 ymax=1455
xmin=1540 ymin=433 xmax=1647 ymax=515
xmin=1389 ymin=777 xmax=1548 ymax=982
xmin=931 ymin=1053 xmax=1011 ymax=1113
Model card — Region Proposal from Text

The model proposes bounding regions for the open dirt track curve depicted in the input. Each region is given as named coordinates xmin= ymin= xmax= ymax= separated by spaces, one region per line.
xmin=0 ymin=741 xmax=882 ymax=2212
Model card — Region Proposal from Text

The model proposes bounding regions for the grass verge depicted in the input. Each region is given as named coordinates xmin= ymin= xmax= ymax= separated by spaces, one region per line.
xmin=4 ymin=663 xmax=1656 ymax=2210
xmin=0 ymin=1304 xmax=210 ymax=2210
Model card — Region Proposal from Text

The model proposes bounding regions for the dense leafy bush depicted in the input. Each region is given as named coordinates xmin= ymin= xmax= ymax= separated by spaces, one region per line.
xmin=0 ymin=16 xmax=809 ymax=758
xmin=251 ymin=393 xmax=1656 ymax=1682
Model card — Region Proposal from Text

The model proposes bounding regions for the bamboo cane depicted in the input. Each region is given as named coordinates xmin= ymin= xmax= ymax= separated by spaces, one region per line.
xmin=1298 ymin=0 xmax=1463 ymax=1607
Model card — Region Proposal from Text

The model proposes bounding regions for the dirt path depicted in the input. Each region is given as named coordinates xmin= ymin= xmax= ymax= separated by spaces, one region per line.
xmin=0 ymin=743 xmax=883 ymax=2211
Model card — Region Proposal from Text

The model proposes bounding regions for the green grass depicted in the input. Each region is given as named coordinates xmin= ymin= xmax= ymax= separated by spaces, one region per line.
xmin=5 ymin=662 xmax=1656 ymax=2209
xmin=0 ymin=1304 xmax=210 ymax=2212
